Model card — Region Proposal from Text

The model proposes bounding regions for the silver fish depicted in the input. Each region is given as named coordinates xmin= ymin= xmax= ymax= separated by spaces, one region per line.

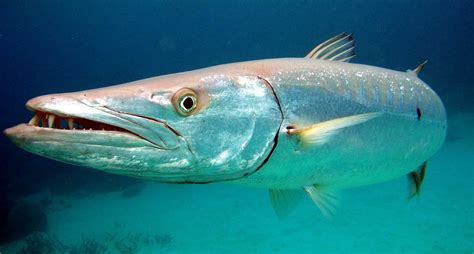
xmin=4 ymin=33 xmax=446 ymax=217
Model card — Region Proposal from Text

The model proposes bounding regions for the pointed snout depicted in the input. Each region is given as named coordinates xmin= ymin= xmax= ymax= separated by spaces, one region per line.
xmin=22 ymin=90 xmax=182 ymax=150
xmin=26 ymin=93 xmax=86 ymax=117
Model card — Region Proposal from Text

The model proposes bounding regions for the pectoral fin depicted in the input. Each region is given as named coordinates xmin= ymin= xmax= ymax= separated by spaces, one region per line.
xmin=407 ymin=161 xmax=428 ymax=199
xmin=269 ymin=189 xmax=303 ymax=219
xmin=288 ymin=112 xmax=382 ymax=146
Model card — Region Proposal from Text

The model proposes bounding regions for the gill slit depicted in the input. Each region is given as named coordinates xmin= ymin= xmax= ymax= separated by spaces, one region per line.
xmin=253 ymin=76 xmax=284 ymax=173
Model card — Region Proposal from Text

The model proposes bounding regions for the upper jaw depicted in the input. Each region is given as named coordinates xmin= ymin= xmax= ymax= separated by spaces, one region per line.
xmin=7 ymin=94 xmax=181 ymax=149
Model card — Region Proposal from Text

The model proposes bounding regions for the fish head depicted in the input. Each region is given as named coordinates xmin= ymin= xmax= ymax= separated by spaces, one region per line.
xmin=4 ymin=68 xmax=282 ymax=183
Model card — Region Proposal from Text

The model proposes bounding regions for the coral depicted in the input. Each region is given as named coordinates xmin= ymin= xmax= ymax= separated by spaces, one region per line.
xmin=15 ymin=228 xmax=172 ymax=253
xmin=109 ymin=232 xmax=140 ymax=254
xmin=1 ymin=201 xmax=47 ymax=244
xmin=69 ymin=237 xmax=108 ymax=254
xmin=154 ymin=234 xmax=173 ymax=247
xmin=114 ymin=236 xmax=138 ymax=254
xmin=18 ymin=232 xmax=68 ymax=254
xmin=105 ymin=230 xmax=173 ymax=253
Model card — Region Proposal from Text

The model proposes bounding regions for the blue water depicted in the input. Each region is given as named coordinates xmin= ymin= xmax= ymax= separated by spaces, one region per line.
xmin=0 ymin=1 xmax=472 ymax=253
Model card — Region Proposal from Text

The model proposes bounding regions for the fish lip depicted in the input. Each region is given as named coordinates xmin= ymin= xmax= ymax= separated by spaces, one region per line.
xmin=4 ymin=123 xmax=155 ymax=148
xmin=20 ymin=95 xmax=180 ymax=149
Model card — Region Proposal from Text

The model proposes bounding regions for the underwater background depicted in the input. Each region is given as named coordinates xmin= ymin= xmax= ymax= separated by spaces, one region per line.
xmin=0 ymin=0 xmax=472 ymax=253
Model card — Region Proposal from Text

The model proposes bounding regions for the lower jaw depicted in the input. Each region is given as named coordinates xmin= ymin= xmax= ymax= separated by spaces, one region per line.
xmin=4 ymin=123 xmax=153 ymax=148
xmin=4 ymin=123 xmax=166 ymax=172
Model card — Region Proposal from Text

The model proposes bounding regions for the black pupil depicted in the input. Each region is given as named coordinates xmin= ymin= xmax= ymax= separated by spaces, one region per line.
xmin=182 ymin=97 xmax=194 ymax=110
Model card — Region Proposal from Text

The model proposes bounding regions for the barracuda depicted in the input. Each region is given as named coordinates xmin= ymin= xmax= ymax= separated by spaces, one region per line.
xmin=4 ymin=33 xmax=446 ymax=217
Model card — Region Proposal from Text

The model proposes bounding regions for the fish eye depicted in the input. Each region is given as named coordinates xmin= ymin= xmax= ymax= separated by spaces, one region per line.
xmin=172 ymin=88 xmax=198 ymax=116
xmin=180 ymin=95 xmax=196 ymax=112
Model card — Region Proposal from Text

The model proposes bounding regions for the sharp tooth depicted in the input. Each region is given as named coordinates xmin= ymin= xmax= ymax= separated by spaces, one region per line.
xmin=28 ymin=114 xmax=40 ymax=126
xmin=68 ymin=118 xmax=74 ymax=129
xmin=48 ymin=115 xmax=56 ymax=128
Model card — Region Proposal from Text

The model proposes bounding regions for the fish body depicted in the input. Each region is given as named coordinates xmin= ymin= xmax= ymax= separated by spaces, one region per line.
xmin=4 ymin=34 xmax=446 ymax=215
xmin=230 ymin=58 xmax=446 ymax=189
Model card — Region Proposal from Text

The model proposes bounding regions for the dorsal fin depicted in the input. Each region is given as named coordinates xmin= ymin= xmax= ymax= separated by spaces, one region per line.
xmin=411 ymin=60 xmax=428 ymax=76
xmin=305 ymin=32 xmax=355 ymax=62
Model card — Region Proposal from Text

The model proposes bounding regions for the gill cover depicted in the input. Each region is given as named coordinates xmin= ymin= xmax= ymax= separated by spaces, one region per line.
xmin=165 ymin=75 xmax=282 ymax=182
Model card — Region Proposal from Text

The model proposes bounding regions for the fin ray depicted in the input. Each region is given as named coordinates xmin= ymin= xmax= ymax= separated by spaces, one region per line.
xmin=407 ymin=60 xmax=428 ymax=76
xmin=305 ymin=33 xmax=346 ymax=58
xmin=328 ymin=47 xmax=355 ymax=61
xmin=319 ymin=40 xmax=354 ymax=60
xmin=337 ymin=54 xmax=356 ymax=63
xmin=305 ymin=32 xmax=355 ymax=62
xmin=413 ymin=60 xmax=428 ymax=75
xmin=313 ymin=34 xmax=353 ymax=59
xmin=289 ymin=112 xmax=382 ymax=146
xmin=407 ymin=161 xmax=428 ymax=199
xmin=269 ymin=189 xmax=303 ymax=218
xmin=303 ymin=185 xmax=339 ymax=218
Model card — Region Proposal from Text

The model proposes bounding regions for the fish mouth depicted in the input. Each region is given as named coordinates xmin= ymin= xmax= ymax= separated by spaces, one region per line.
xmin=4 ymin=95 xmax=181 ymax=150
xmin=25 ymin=111 xmax=135 ymax=135
xmin=4 ymin=123 xmax=153 ymax=148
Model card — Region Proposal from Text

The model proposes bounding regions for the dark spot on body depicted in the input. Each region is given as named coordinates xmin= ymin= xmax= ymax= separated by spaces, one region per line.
xmin=416 ymin=107 xmax=422 ymax=121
